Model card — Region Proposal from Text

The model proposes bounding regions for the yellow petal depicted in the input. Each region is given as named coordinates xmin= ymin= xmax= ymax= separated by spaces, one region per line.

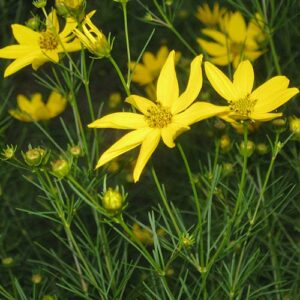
xmin=31 ymin=93 xmax=44 ymax=107
xmin=156 ymin=50 xmax=179 ymax=107
xmin=11 ymin=24 xmax=39 ymax=45
xmin=32 ymin=57 xmax=49 ymax=70
xmin=60 ymin=18 xmax=78 ymax=39
xmin=17 ymin=94 xmax=33 ymax=113
xmin=96 ymin=128 xmax=152 ymax=168
xmin=0 ymin=45 xmax=34 ymax=58
xmin=133 ymin=129 xmax=160 ymax=182
xmin=142 ymin=52 xmax=157 ymax=72
xmin=204 ymin=62 xmax=238 ymax=102
xmin=173 ymin=102 xmax=229 ymax=126
xmin=172 ymin=55 xmax=203 ymax=114
xmin=244 ymin=50 xmax=263 ymax=61
xmin=47 ymin=10 xmax=60 ymax=33
xmin=250 ymin=112 xmax=283 ymax=121
xmin=88 ymin=112 xmax=147 ymax=129
xmin=156 ymin=46 xmax=169 ymax=67
xmin=233 ymin=60 xmax=254 ymax=99
xmin=210 ymin=55 xmax=232 ymax=66
xmin=125 ymin=95 xmax=156 ymax=114
xmin=202 ymin=29 xmax=227 ymax=45
xmin=254 ymin=87 xmax=299 ymax=113
xmin=197 ymin=39 xmax=227 ymax=56
xmin=4 ymin=52 xmax=41 ymax=77
xmin=227 ymin=12 xmax=246 ymax=43
xmin=130 ymin=63 xmax=153 ymax=85
xmin=251 ymin=76 xmax=290 ymax=106
xmin=46 ymin=91 xmax=67 ymax=117
xmin=9 ymin=109 xmax=31 ymax=122
xmin=42 ymin=50 xmax=59 ymax=63
xmin=161 ymin=124 xmax=190 ymax=148
xmin=60 ymin=39 xmax=82 ymax=53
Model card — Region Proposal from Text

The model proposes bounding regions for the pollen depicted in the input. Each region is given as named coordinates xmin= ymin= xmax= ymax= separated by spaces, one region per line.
xmin=39 ymin=31 xmax=58 ymax=50
xmin=229 ymin=95 xmax=257 ymax=118
xmin=145 ymin=103 xmax=172 ymax=128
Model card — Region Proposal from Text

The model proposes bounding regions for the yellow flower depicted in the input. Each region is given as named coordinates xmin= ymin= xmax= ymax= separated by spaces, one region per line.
xmin=196 ymin=3 xmax=227 ymax=27
xmin=130 ymin=46 xmax=180 ymax=86
xmin=247 ymin=12 xmax=266 ymax=44
xmin=197 ymin=11 xmax=264 ymax=68
xmin=205 ymin=60 xmax=299 ymax=122
xmin=0 ymin=10 xmax=81 ymax=77
xmin=132 ymin=223 xmax=153 ymax=246
xmin=9 ymin=91 xmax=67 ymax=122
xmin=73 ymin=13 xmax=111 ymax=58
xmin=88 ymin=51 xmax=228 ymax=182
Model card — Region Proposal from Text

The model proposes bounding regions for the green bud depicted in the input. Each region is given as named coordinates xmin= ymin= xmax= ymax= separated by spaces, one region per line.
xmin=23 ymin=147 xmax=47 ymax=167
xmin=222 ymin=162 xmax=234 ymax=177
xmin=1 ymin=145 xmax=17 ymax=160
xmin=51 ymin=159 xmax=70 ymax=178
xmin=26 ymin=16 xmax=40 ymax=31
xmin=220 ymin=134 xmax=231 ymax=153
xmin=32 ymin=0 xmax=47 ymax=8
xmin=102 ymin=187 xmax=125 ymax=213
xmin=256 ymin=143 xmax=269 ymax=155
xmin=289 ymin=117 xmax=300 ymax=140
xmin=69 ymin=145 xmax=82 ymax=157
xmin=180 ymin=233 xmax=195 ymax=248
xmin=272 ymin=118 xmax=287 ymax=133
xmin=31 ymin=273 xmax=42 ymax=284
xmin=42 ymin=296 xmax=55 ymax=300
xmin=2 ymin=257 xmax=14 ymax=267
xmin=239 ymin=140 xmax=255 ymax=157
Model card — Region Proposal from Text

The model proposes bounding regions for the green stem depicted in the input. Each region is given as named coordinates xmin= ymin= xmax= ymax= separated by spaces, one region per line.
xmin=108 ymin=55 xmax=131 ymax=96
xmin=152 ymin=0 xmax=197 ymax=56
xmin=151 ymin=168 xmax=181 ymax=236
xmin=121 ymin=2 xmax=132 ymax=87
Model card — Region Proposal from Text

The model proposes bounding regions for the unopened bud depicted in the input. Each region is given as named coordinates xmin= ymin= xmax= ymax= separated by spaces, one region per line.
xmin=102 ymin=187 xmax=125 ymax=213
xmin=222 ymin=162 xmax=234 ymax=177
xmin=31 ymin=274 xmax=43 ymax=284
xmin=1 ymin=145 xmax=17 ymax=160
xmin=32 ymin=0 xmax=47 ymax=8
xmin=23 ymin=147 xmax=47 ymax=167
xmin=239 ymin=140 xmax=255 ymax=157
xmin=256 ymin=143 xmax=269 ymax=155
xmin=2 ymin=257 xmax=14 ymax=267
xmin=220 ymin=134 xmax=231 ymax=152
xmin=51 ymin=159 xmax=70 ymax=178
xmin=272 ymin=118 xmax=287 ymax=133
xmin=42 ymin=296 xmax=55 ymax=300
xmin=180 ymin=233 xmax=195 ymax=248
xmin=69 ymin=145 xmax=82 ymax=157
xmin=289 ymin=117 xmax=300 ymax=139
xmin=26 ymin=16 xmax=40 ymax=31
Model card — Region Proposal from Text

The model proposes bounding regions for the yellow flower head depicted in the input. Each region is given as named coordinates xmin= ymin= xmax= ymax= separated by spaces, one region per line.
xmin=73 ymin=13 xmax=110 ymax=58
xmin=89 ymin=51 xmax=228 ymax=182
xmin=205 ymin=60 xmax=299 ymax=122
xmin=130 ymin=46 xmax=181 ymax=86
xmin=197 ymin=11 xmax=264 ymax=68
xmin=196 ymin=3 xmax=227 ymax=27
xmin=0 ymin=10 xmax=81 ymax=77
xmin=9 ymin=91 xmax=67 ymax=122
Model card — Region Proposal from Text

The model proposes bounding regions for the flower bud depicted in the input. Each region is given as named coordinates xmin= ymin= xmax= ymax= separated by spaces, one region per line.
xmin=2 ymin=257 xmax=14 ymax=267
xmin=272 ymin=118 xmax=287 ymax=133
xmin=42 ymin=296 xmax=55 ymax=300
xmin=69 ymin=145 xmax=82 ymax=157
xmin=23 ymin=147 xmax=47 ymax=167
xmin=239 ymin=140 xmax=255 ymax=157
xmin=220 ymin=134 xmax=231 ymax=152
xmin=26 ymin=16 xmax=40 ymax=31
xmin=108 ymin=92 xmax=122 ymax=109
xmin=256 ymin=143 xmax=269 ymax=155
xmin=102 ymin=187 xmax=124 ymax=213
xmin=1 ymin=145 xmax=17 ymax=160
xmin=51 ymin=159 xmax=70 ymax=178
xmin=289 ymin=116 xmax=300 ymax=140
xmin=32 ymin=0 xmax=47 ymax=8
xmin=222 ymin=162 xmax=234 ymax=177
xmin=31 ymin=273 xmax=43 ymax=284
xmin=56 ymin=0 xmax=85 ymax=19
xmin=180 ymin=233 xmax=195 ymax=248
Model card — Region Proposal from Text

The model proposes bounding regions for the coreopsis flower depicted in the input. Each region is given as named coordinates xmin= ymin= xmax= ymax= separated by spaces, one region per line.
xmin=130 ymin=46 xmax=181 ymax=86
xmin=0 ymin=10 xmax=81 ymax=77
xmin=247 ymin=12 xmax=266 ymax=44
xmin=197 ymin=11 xmax=264 ymax=68
xmin=9 ymin=91 xmax=67 ymax=122
xmin=195 ymin=3 xmax=227 ymax=27
xmin=73 ymin=13 xmax=111 ymax=58
xmin=205 ymin=60 xmax=299 ymax=122
xmin=88 ymin=51 xmax=228 ymax=182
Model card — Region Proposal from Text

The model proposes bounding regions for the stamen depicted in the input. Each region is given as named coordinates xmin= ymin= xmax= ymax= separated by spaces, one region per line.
xmin=229 ymin=95 xmax=257 ymax=118
xmin=39 ymin=31 xmax=58 ymax=50
xmin=145 ymin=103 xmax=172 ymax=128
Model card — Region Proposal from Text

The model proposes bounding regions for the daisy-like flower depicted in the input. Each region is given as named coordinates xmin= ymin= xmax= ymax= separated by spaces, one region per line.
xmin=89 ymin=51 xmax=228 ymax=182
xmin=195 ymin=3 xmax=227 ymax=27
xmin=197 ymin=11 xmax=264 ymax=68
xmin=205 ymin=60 xmax=299 ymax=122
xmin=130 ymin=46 xmax=180 ymax=86
xmin=0 ymin=10 xmax=81 ymax=77
xmin=9 ymin=91 xmax=67 ymax=122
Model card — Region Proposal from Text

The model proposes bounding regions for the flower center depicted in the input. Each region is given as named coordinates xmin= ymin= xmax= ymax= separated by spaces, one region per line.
xmin=229 ymin=95 xmax=257 ymax=118
xmin=39 ymin=31 xmax=58 ymax=50
xmin=230 ymin=42 xmax=244 ymax=56
xmin=145 ymin=103 xmax=172 ymax=128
